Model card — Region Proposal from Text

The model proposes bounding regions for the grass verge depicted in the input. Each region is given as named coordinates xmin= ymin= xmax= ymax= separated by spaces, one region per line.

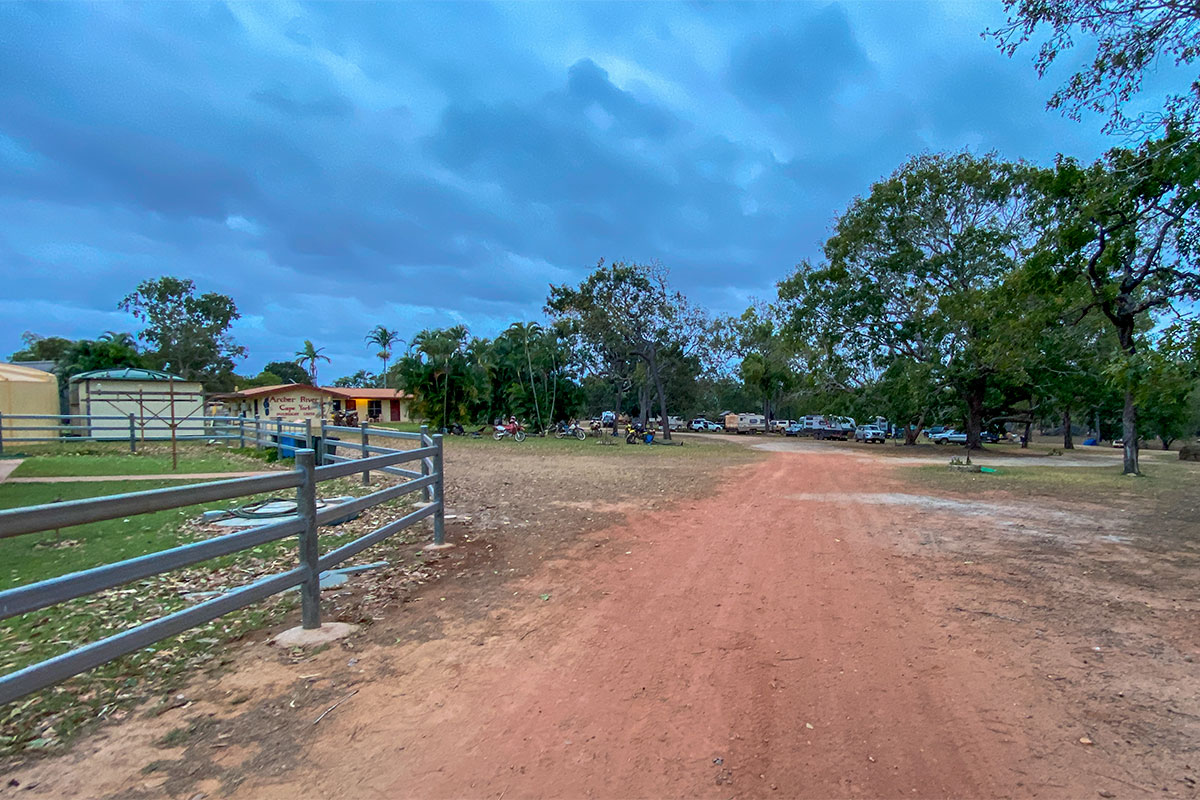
xmin=902 ymin=460 xmax=1200 ymax=504
xmin=7 ymin=443 xmax=276 ymax=478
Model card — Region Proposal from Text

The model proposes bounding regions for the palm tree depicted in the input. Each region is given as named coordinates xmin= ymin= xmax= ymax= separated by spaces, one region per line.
xmin=294 ymin=340 xmax=330 ymax=383
xmin=365 ymin=325 xmax=404 ymax=389
xmin=413 ymin=326 xmax=468 ymax=427
xmin=506 ymin=321 xmax=545 ymax=431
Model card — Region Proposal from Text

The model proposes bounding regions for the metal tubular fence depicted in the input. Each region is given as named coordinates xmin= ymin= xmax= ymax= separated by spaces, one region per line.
xmin=0 ymin=424 xmax=445 ymax=705
xmin=0 ymin=412 xmax=311 ymax=454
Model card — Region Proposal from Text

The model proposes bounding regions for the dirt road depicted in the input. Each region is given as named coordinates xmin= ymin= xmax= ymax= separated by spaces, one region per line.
xmin=232 ymin=452 xmax=1099 ymax=798
xmin=6 ymin=447 xmax=1194 ymax=798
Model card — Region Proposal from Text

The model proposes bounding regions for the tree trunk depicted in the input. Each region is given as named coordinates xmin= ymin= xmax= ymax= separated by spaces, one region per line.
xmin=649 ymin=348 xmax=671 ymax=441
xmin=904 ymin=412 xmax=925 ymax=446
xmin=612 ymin=376 xmax=622 ymax=437
xmin=1117 ymin=318 xmax=1140 ymax=475
xmin=1062 ymin=409 xmax=1073 ymax=449
xmin=1021 ymin=419 xmax=1031 ymax=449
xmin=1161 ymin=436 xmax=1173 ymax=450
xmin=637 ymin=382 xmax=650 ymax=427
xmin=1094 ymin=409 xmax=1102 ymax=443
xmin=1123 ymin=387 xmax=1139 ymax=474
xmin=524 ymin=335 xmax=542 ymax=433
xmin=965 ymin=377 xmax=986 ymax=450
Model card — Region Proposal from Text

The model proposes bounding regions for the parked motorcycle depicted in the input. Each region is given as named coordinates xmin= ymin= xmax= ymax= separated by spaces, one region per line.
xmin=494 ymin=420 xmax=527 ymax=442
xmin=625 ymin=422 xmax=655 ymax=445
xmin=553 ymin=421 xmax=588 ymax=441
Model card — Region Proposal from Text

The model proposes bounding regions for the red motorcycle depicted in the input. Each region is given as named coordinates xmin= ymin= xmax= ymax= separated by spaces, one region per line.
xmin=493 ymin=420 xmax=527 ymax=442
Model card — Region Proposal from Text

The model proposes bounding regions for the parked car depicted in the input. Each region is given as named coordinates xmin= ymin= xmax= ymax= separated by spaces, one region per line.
xmin=854 ymin=425 xmax=886 ymax=443
xmin=784 ymin=422 xmax=805 ymax=437
xmin=981 ymin=431 xmax=1000 ymax=444
xmin=930 ymin=429 xmax=967 ymax=444
xmin=1112 ymin=438 xmax=1124 ymax=448
xmin=922 ymin=426 xmax=948 ymax=439
xmin=689 ymin=418 xmax=721 ymax=432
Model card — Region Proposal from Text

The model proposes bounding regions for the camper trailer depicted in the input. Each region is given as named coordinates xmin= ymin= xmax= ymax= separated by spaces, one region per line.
xmin=736 ymin=413 xmax=766 ymax=434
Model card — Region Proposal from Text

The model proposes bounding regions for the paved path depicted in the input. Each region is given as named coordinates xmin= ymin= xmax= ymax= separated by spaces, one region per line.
xmin=0 ymin=459 xmax=24 ymax=484
xmin=4 ymin=471 xmax=275 ymax=484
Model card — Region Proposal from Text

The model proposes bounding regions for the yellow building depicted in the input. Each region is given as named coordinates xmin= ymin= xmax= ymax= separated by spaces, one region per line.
xmin=69 ymin=368 xmax=205 ymax=440
xmin=0 ymin=362 xmax=60 ymax=443
xmin=323 ymin=387 xmax=413 ymax=423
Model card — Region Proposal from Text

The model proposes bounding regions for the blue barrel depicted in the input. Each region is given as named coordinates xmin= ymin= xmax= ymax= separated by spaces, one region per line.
xmin=277 ymin=434 xmax=302 ymax=458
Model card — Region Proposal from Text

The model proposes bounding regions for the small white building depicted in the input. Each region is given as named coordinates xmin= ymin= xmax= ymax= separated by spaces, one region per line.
xmin=69 ymin=368 xmax=205 ymax=440
xmin=215 ymin=384 xmax=341 ymax=427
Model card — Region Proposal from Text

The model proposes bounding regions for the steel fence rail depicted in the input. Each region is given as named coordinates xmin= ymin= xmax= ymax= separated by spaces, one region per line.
xmin=313 ymin=445 xmax=436 ymax=480
xmin=0 ymin=471 xmax=304 ymax=539
xmin=0 ymin=426 xmax=446 ymax=706
xmin=0 ymin=516 xmax=306 ymax=621
xmin=0 ymin=566 xmax=310 ymax=705
xmin=322 ymin=453 xmax=422 ymax=480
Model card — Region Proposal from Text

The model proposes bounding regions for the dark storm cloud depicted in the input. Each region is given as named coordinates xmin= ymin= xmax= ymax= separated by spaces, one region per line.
xmin=0 ymin=1 xmax=1122 ymax=376
xmin=728 ymin=5 xmax=871 ymax=113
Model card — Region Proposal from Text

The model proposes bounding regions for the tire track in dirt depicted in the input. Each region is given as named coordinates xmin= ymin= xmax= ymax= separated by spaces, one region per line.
xmin=229 ymin=452 xmax=1095 ymax=799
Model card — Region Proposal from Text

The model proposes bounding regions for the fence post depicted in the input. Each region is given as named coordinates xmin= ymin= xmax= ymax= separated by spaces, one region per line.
xmin=295 ymin=449 xmax=321 ymax=630
xmin=304 ymin=418 xmax=313 ymax=455
xmin=360 ymin=422 xmax=370 ymax=485
xmin=128 ymin=413 xmax=136 ymax=453
xmin=419 ymin=424 xmax=431 ymax=503
xmin=276 ymin=417 xmax=283 ymax=456
xmin=0 ymin=411 xmax=5 ymax=456
xmin=432 ymin=433 xmax=445 ymax=546
xmin=253 ymin=415 xmax=261 ymax=450
xmin=238 ymin=416 xmax=245 ymax=449
xmin=318 ymin=419 xmax=327 ymax=466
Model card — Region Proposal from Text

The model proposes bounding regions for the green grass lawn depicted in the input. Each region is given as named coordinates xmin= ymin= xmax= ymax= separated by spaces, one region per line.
xmin=445 ymin=429 xmax=749 ymax=460
xmin=0 ymin=480 xmax=199 ymax=590
xmin=5 ymin=442 xmax=277 ymax=478
xmin=903 ymin=459 xmax=1200 ymax=504
xmin=371 ymin=421 xmax=425 ymax=433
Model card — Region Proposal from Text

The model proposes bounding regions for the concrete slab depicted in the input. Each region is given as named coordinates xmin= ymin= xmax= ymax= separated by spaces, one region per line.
xmin=0 ymin=459 xmax=24 ymax=484
xmin=273 ymin=622 xmax=358 ymax=648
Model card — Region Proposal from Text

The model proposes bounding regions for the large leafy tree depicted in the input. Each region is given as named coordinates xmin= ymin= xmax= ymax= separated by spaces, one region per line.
xmin=989 ymin=0 xmax=1200 ymax=137
xmin=1031 ymin=131 xmax=1200 ymax=473
xmin=262 ymin=360 xmax=311 ymax=385
xmin=10 ymin=332 xmax=74 ymax=363
xmin=365 ymin=326 xmax=404 ymax=389
xmin=1137 ymin=329 xmax=1200 ymax=449
xmin=780 ymin=152 xmax=1036 ymax=448
xmin=720 ymin=306 xmax=797 ymax=427
xmin=119 ymin=276 xmax=246 ymax=390
xmin=332 ymin=370 xmax=379 ymax=389
xmin=57 ymin=335 xmax=143 ymax=381
xmin=547 ymin=260 xmax=707 ymax=441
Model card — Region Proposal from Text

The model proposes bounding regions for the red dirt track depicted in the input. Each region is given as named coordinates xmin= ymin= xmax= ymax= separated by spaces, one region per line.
xmin=234 ymin=452 xmax=1096 ymax=799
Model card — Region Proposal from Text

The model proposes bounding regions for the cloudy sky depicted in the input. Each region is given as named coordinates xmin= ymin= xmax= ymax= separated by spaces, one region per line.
xmin=0 ymin=1 xmax=1159 ymax=378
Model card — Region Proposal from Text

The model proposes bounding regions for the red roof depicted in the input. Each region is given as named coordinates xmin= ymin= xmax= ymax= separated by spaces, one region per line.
xmin=322 ymin=387 xmax=413 ymax=400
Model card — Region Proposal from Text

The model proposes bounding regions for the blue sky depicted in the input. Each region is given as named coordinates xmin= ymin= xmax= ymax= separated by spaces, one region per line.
xmin=0 ymin=1 xmax=1163 ymax=378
